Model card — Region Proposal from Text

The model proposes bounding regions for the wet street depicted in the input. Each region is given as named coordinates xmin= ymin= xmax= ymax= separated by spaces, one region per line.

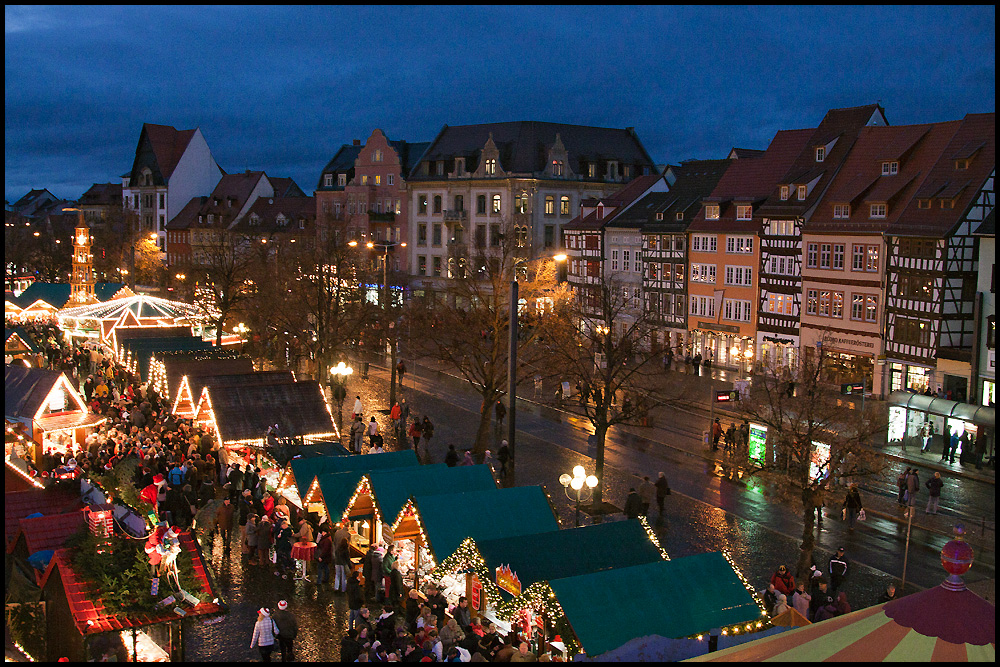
xmin=185 ymin=357 xmax=995 ymax=661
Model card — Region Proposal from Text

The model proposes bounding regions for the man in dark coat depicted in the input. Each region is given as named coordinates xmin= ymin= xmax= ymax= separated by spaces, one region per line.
xmin=216 ymin=496 xmax=235 ymax=550
xmin=271 ymin=599 xmax=299 ymax=662
xmin=425 ymin=583 xmax=448 ymax=628
xmin=828 ymin=547 xmax=849 ymax=593
xmin=623 ymin=488 xmax=644 ymax=519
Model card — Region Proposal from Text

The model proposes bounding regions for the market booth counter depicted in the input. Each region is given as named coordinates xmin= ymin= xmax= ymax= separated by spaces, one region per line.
xmin=389 ymin=485 xmax=559 ymax=593
xmin=5 ymin=365 xmax=107 ymax=474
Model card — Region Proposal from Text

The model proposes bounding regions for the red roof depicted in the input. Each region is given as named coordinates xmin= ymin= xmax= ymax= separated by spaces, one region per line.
xmin=563 ymin=174 xmax=664 ymax=231
xmin=7 ymin=510 xmax=86 ymax=556
xmin=41 ymin=530 xmax=221 ymax=635
xmin=143 ymin=123 xmax=198 ymax=180
xmin=5 ymin=488 xmax=83 ymax=546
xmin=689 ymin=128 xmax=812 ymax=232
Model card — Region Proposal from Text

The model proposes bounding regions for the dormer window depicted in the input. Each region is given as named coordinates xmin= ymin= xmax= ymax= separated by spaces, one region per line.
xmin=870 ymin=203 xmax=887 ymax=219
xmin=455 ymin=157 xmax=465 ymax=175
xmin=940 ymin=199 xmax=955 ymax=209
xmin=833 ymin=204 xmax=850 ymax=218
xmin=338 ymin=173 xmax=347 ymax=187
xmin=587 ymin=163 xmax=596 ymax=178
xmin=736 ymin=205 xmax=752 ymax=221
xmin=779 ymin=185 xmax=789 ymax=201
xmin=298 ymin=218 xmax=306 ymax=230
xmin=917 ymin=199 xmax=931 ymax=209
xmin=249 ymin=214 xmax=260 ymax=226
xmin=955 ymin=159 xmax=969 ymax=170
xmin=705 ymin=205 xmax=720 ymax=220
xmin=655 ymin=212 xmax=664 ymax=221
xmin=436 ymin=161 xmax=445 ymax=176
xmin=552 ymin=160 xmax=564 ymax=177
xmin=198 ymin=215 xmax=204 ymax=224
xmin=881 ymin=161 xmax=898 ymax=176
xmin=607 ymin=161 xmax=619 ymax=180
xmin=485 ymin=159 xmax=497 ymax=176
xmin=797 ymin=185 xmax=807 ymax=200
xmin=816 ymin=147 xmax=825 ymax=162
xmin=207 ymin=214 xmax=214 ymax=224
xmin=675 ymin=212 xmax=684 ymax=221
xmin=276 ymin=214 xmax=287 ymax=227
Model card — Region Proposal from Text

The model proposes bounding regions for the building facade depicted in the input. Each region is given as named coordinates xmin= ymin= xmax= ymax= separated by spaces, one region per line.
xmin=124 ymin=123 xmax=224 ymax=257
xmin=408 ymin=122 xmax=656 ymax=299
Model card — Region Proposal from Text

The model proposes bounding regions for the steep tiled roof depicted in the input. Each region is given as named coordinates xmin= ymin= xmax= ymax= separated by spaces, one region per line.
xmin=142 ymin=123 xmax=197 ymax=180
xmin=5 ymin=364 xmax=65 ymax=418
xmin=886 ymin=112 xmax=995 ymax=238
xmin=689 ymin=129 xmax=813 ymax=232
xmin=77 ymin=183 xmax=123 ymax=206
xmin=806 ymin=120 xmax=965 ymax=234
xmin=564 ymin=174 xmax=664 ymax=232
xmin=165 ymin=196 xmax=205 ymax=230
xmin=411 ymin=121 xmax=655 ymax=179
xmin=207 ymin=380 xmax=335 ymax=444
xmin=40 ymin=530 xmax=221 ymax=635
xmin=616 ymin=160 xmax=733 ymax=233
xmin=315 ymin=144 xmax=363 ymax=191
xmin=230 ymin=196 xmax=316 ymax=234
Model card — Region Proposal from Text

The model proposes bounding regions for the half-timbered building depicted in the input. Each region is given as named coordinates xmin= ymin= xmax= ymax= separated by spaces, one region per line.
xmin=754 ymin=105 xmax=887 ymax=372
xmin=801 ymin=120 xmax=959 ymax=396
xmin=686 ymin=129 xmax=811 ymax=370
xmin=883 ymin=113 xmax=995 ymax=403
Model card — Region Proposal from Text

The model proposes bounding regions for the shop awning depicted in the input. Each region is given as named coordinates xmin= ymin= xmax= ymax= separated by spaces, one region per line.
xmin=550 ymin=552 xmax=763 ymax=657
xmin=35 ymin=411 xmax=107 ymax=434
xmin=410 ymin=486 xmax=559 ymax=562
xmin=887 ymin=391 xmax=995 ymax=428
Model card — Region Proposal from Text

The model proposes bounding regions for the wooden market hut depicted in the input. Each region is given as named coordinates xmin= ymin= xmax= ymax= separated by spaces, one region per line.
xmin=435 ymin=520 xmax=667 ymax=623
xmin=390 ymin=486 xmax=559 ymax=588
xmin=277 ymin=449 xmax=418 ymax=509
xmin=5 ymin=487 xmax=84 ymax=547
xmin=6 ymin=511 xmax=87 ymax=584
xmin=173 ymin=369 xmax=291 ymax=419
xmin=5 ymin=326 xmax=42 ymax=366
xmin=548 ymin=553 xmax=764 ymax=658
xmin=5 ymin=365 xmax=106 ymax=457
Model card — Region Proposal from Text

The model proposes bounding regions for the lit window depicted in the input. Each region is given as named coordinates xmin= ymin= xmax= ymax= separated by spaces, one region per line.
xmin=545 ymin=196 xmax=555 ymax=216
xmin=797 ymin=185 xmax=807 ymax=200
xmin=736 ymin=205 xmax=752 ymax=221
xmin=485 ymin=159 xmax=497 ymax=175
xmin=780 ymin=186 xmax=789 ymax=200
xmin=492 ymin=194 xmax=501 ymax=214
xmin=705 ymin=205 xmax=720 ymax=220
xmin=560 ymin=196 xmax=570 ymax=216
xmin=881 ymin=161 xmax=898 ymax=175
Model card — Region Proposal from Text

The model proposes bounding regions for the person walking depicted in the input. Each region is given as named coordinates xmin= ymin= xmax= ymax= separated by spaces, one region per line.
xmin=623 ymin=488 xmax=644 ymax=519
xmin=315 ymin=528 xmax=332 ymax=586
xmin=828 ymin=547 xmax=849 ymax=593
xmin=396 ymin=360 xmax=406 ymax=388
xmin=367 ymin=416 xmax=380 ymax=449
xmin=408 ymin=419 xmax=422 ymax=450
xmin=250 ymin=607 xmax=277 ymax=662
xmin=445 ymin=444 xmax=459 ymax=467
xmin=245 ymin=514 xmax=260 ymax=565
xmin=925 ymin=471 xmax=943 ymax=515
xmin=711 ymin=418 xmax=722 ymax=452
xmin=654 ymin=471 xmax=670 ymax=515
xmin=497 ymin=440 xmax=511 ymax=480
xmin=217 ymin=496 xmax=235 ymax=553
xmin=353 ymin=395 xmax=363 ymax=420
xmin=271 ymin=600 xmax=298 ymax=662
xmin=347 ymin=570 xmax=364 ymax=630
xmin=842 ymin=484 xmax=863 ymax=531
xmin=421 ymin=416 xmax=434 ymax=449
xmin=390 ymin=402 xmax=402 ymax=443
xmin=896 ymin=467 xmax=910 ymax=508
xmin=350 ymin=416 xmax=365 ymax=454
xmin=904 ymin=468 xmax=920 ymax=518
xmin=257 ymin=514 xmax=273 ymax=568
xmin=334 ymin=531 xmax=350 ymax=592
xmin=494 ymin=399 xmax=506 ymax=445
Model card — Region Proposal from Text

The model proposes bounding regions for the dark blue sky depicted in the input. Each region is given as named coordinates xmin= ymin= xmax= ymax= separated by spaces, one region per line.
xmin=5 ymin=5 xmax=995 ymax=204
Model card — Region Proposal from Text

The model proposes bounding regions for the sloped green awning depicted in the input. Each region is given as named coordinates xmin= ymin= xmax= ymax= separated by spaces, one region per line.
xmin=473 ymin=520 xmax=665 ymax=600
xmin=413 ymin=486 xmax=559 ymax=561
xmin=549 ymin=552 xmax=763 ymax=657
xmin=287 ymin=449 xmax=419 ymax=499
xmin=368 ymin=464 xmax=497 ymax=521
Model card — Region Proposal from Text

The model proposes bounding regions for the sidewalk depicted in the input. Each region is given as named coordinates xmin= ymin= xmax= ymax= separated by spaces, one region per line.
xmin=392 ymin=353 xmax=995 ymax=552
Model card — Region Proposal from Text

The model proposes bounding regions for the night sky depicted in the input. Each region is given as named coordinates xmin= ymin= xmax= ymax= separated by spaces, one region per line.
xmin=4 ymin=5 xmax=995 ymax=204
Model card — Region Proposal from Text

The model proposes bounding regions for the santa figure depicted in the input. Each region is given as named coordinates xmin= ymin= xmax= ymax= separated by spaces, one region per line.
xmin=144 ymin=524 xmax=169 ymax=567
xmin=139 ymin=473 xmax=166 ymax=509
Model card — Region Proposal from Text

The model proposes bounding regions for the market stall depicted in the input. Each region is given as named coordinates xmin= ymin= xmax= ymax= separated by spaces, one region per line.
xmin=168 ymin=365 xmax=277 ymax=418
xmin=276 ymin=449 xmax=418 ymax=510
xmin=548 ymin=552 xmax=765 ymax=659
xmin=6 ymin=326 xmax=43 ymax=366
xmin=389 ymin=486 xmax=559 ymax=591
xmin=56 ymin=293 xmax=206 ymax=346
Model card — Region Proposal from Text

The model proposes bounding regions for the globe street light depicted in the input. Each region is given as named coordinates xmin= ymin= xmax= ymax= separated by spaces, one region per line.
xmin=560 ymin=466 xmax=599 ymax=527
xmin=329 ymin=361 xmax=353 ymax=428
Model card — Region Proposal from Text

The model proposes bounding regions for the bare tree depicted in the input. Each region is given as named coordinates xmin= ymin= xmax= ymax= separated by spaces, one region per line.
xmin=192 ymin=229 xmax=256 ymax=346
xmin=734 ymin=341 xmax=888 ymax=580
xmin=542 ymin=275 xmax=682 ymax=508
xmin=407 ymin=219 xmax=567 ymax=458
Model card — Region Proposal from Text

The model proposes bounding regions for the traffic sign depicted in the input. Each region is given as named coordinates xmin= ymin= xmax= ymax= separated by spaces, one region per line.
xmin=715 ymin=390 xmax=740 ymax=403
xmin=841 ymin=383 xmax=865 ymax=395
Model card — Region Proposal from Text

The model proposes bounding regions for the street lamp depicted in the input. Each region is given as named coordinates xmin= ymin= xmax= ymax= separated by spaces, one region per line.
xmin=559 ymin=465 xmax=599 ymax=527
xmin=329 ymin=361 xmax=353 ymax=427
xmin=234 ymin=322 xmax=249 ymax=354
xmin=362 ymin=239 xmax=407 ymax=408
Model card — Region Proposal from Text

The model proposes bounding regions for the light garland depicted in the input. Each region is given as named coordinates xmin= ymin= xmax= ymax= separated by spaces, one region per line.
xmin=638 ymin=515 xmax=670 ymax=561
xmin=390 ymin=499 xmax=436 ymax=570
xmin=681 ymin=550 xmax=771 ymax=640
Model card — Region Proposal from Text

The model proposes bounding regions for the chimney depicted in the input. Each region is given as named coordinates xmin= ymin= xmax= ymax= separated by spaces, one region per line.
xmin=353 ymin=139 xmax=361 ymax=146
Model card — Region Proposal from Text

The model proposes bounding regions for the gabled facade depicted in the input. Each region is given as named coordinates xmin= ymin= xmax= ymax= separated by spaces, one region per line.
xmin=754 ymin=104 xmax=887 ymax=371
xmin=563 ymin=175 xmax=665 ymax=317
xmin=687 ymin=129 xmax=812 ymax=370
xmin=408 ymin=121 xmax=656 ymax=298
xmin=123 ymin=123 xmax=224 ymax=256
xmin=971 ymin=209 xmax=995 ymax=408
xmin=882 ymin=113 xmax=995 ymax=402
xmin=76 ymin=183 xmax=123 ymax=226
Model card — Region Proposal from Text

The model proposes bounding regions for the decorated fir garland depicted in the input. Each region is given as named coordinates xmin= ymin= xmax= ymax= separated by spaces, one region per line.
xmin=66 ymin=528 xmax=201 ymax=616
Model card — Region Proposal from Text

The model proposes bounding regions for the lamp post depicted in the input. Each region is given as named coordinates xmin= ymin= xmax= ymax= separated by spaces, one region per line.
xmin=559 ymin=465 xmax=599 ymax=527
xmin=364 ymin=240 xmax=406 ymax=409
xmin=329 ymin=361 xmax=353 ymax=428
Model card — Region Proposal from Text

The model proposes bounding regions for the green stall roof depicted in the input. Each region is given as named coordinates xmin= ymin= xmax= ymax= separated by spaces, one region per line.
xmin=287 ymin=450 xmax=419 ymax=499
xmin=549 ymin=552 xmax=762 ymax=657
xmin=412 ymin=486 xmax=559 ymax=561
xmin=471 ymin=520 xmax=665 ymax=600
xmin=368 ymin=464 xmax=498 ymax=521
xmin=315 ymin=464 xmax=443 ymax=518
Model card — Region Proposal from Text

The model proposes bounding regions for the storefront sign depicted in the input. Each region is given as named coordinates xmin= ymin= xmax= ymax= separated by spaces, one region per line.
xmin=496 ymin=564 xmax=522 ymax=597
xmin=698 ymin=321 xmax=741 ymax=334
xmin=762 ymin=335 xmax=795 ymax=345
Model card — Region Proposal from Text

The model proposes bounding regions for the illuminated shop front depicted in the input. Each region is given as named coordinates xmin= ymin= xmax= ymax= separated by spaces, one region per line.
xmin=889 ymin=362 xmax=932 ymax=394
xmin=690 ymin=324 xmax=755 ymax=372
xmin=757 ymin=334 xmax=798 ymax=372
xmin=887 ymin=391 xmax=995 ymax=462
